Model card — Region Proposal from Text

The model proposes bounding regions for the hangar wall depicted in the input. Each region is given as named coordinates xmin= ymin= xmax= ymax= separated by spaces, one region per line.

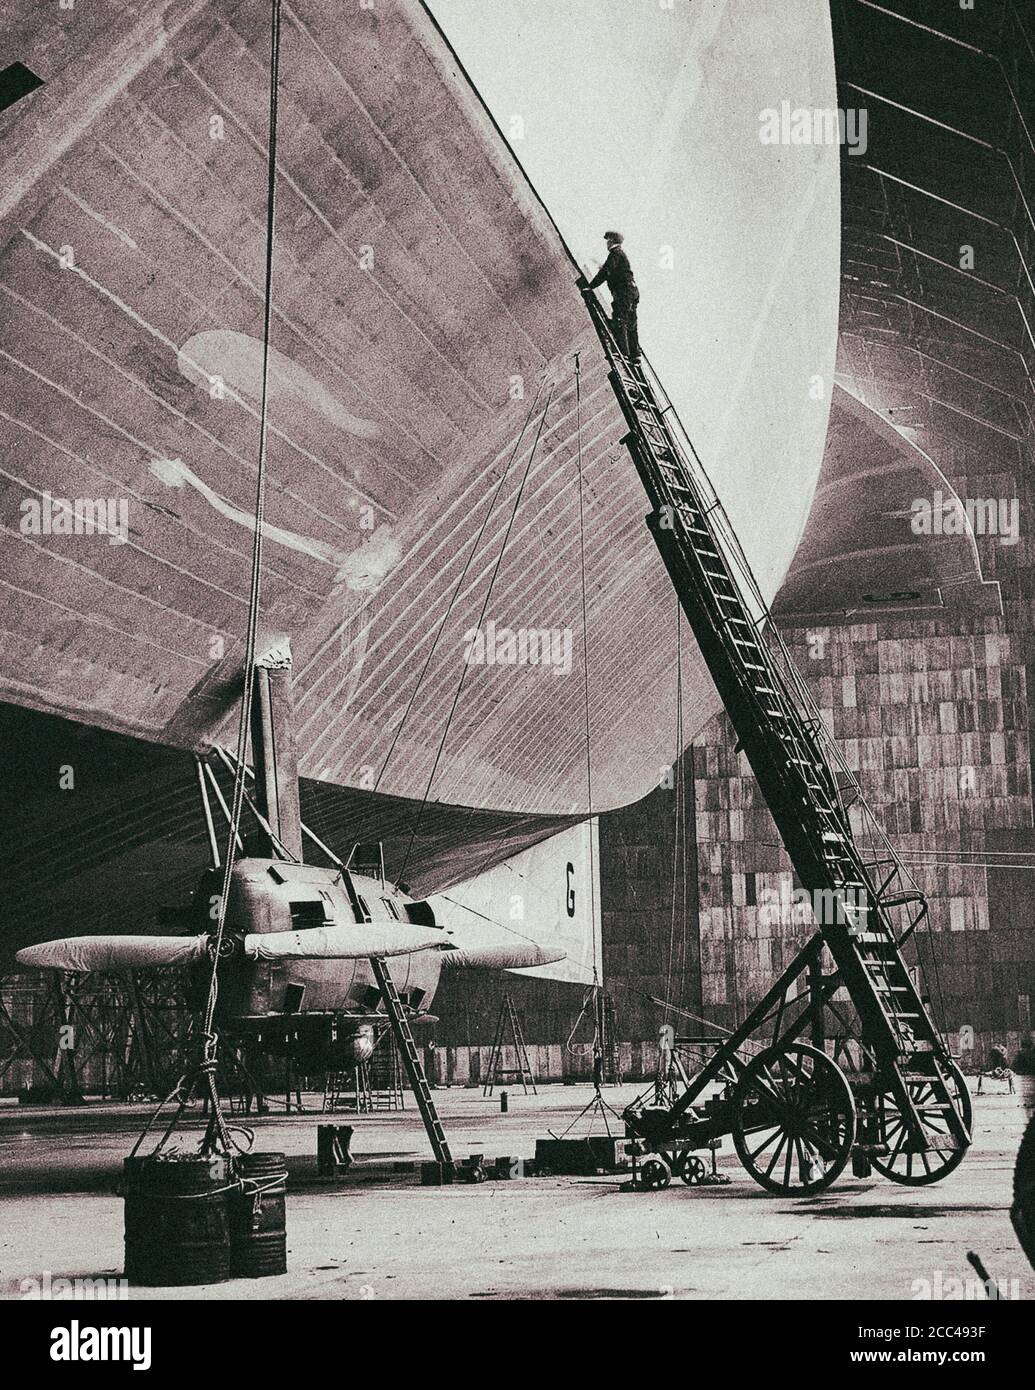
xmin=694 ymin=615 xmax=1034 ymax=1072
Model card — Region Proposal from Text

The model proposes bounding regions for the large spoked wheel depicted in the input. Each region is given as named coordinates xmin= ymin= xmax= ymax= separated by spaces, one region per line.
xmin=732 ymin=1042 xmax=856 ymax=1195
xmin=869 ymin=1061 xmax=972 ymax=1186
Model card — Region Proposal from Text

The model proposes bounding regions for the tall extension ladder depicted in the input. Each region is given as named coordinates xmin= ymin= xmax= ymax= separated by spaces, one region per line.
xmin=580 ymin=286 xmax=969 ymax=1169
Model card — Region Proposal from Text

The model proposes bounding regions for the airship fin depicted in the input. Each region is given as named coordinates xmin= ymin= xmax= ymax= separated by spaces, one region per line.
xmin=426 ymin=821 xmax=600 ymax=982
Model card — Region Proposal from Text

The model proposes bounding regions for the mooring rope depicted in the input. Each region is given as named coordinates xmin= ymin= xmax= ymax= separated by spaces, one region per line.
xmin=665 ymin=604 xmax=682 ymax=1009
xmin=198 ymin=0 xmax=284 ymax=1154
xmin=130 ymin=0 xmax=284 ymax=1160
xmin=573 ymin=350 xmax=604 ymax=1052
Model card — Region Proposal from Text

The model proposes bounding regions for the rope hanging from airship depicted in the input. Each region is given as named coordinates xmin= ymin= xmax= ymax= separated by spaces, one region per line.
xmin=373 ymin=380 xmax=548 ymax=796
xmin=198 ymin=0 xmax=285 ymax=1155
xmin=665 ymin=603 xmax=690 ymax=1012
xmin=455 ymin=351 xmax=608 ymax=1063
xmin=397 ymin=385 xmax=556 ymax=885
xmin=569 ymin=347 xmax=608 ymax=1074
xmin=131 ymin=0 xmax=285 ymax=1159
xmin=573 ymin=350 xmax=601 ymax=998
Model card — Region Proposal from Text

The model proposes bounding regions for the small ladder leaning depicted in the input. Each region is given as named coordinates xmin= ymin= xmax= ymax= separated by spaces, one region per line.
xmin=370 ymin=957 xmax=453 ymax=1171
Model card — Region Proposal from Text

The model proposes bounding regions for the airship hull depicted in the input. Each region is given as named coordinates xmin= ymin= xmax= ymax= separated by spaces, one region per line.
xmin=0 ymin=0 xmax=841 ymax=819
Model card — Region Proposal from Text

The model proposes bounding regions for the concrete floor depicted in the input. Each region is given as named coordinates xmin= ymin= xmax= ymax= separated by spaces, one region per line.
xmin=0 ymin=1080 xmax=1030 ymax=1301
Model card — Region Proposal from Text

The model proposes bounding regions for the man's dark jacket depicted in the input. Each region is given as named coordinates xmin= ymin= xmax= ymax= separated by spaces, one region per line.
xmin=589 ymin=247 xmax=639 ymax=305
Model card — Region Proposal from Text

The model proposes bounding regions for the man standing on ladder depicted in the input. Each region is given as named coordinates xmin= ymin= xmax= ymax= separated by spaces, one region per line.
xmin=583 ymin=231 xmax=641 ymax=361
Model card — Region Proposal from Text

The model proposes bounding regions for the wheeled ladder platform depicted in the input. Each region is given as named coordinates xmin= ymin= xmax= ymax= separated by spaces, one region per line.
xmin=580 ymin=281 xmax=971 ymax=1194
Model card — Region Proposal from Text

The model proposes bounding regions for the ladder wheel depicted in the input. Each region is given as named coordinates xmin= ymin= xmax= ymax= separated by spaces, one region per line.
xmin=869 ymin=1061 xmax=972 ymax=1186
xmin=732 ymin=1042 xmax=855 ymax=1195
xmin=639 ymin=1157 xmax=672 ymax=1191
xmin=678 ymin=1154 xmax=707 ymax=1186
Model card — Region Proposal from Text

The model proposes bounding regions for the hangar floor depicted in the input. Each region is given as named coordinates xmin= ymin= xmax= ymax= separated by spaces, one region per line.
xmin=0 ymin=1083 xmax=1029 ymax=1302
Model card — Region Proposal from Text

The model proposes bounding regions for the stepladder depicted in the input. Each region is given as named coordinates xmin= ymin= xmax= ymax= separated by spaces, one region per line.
xmin=483 ymin=991 xmax=537 ymax=1096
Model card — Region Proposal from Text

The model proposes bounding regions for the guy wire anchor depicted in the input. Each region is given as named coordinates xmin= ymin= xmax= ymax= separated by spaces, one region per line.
xmin=548 ymin=1046 xmax=624 ymax=1141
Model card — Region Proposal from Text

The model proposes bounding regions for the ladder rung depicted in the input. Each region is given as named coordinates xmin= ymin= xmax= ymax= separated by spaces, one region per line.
xmin=879 ymin=892 xmax=927 ymax=909
xmin=861 ymin=952 xmax=907 ymax=969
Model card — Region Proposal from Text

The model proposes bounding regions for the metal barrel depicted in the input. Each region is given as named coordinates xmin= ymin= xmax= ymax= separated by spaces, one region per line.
xmin=123 ymin=1156 xmax=231 ymax=1287
xmin=228 ymin=1151 xmax=288 ymax=1278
